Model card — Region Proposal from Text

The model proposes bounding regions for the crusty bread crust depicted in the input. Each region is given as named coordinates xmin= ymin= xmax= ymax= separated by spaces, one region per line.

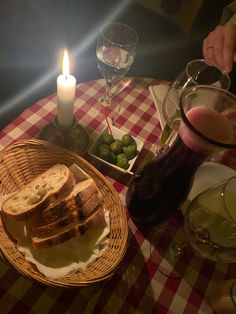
xmin=32 ymin=179 xmax=100 ymax=226
xmin=31 ymin=191 xmax=102 ymax=235
xmin=42 ymin=178 xmax=98 ymax=215
xmin=31 ymin=206 xmax=105 ymax=249
xmin=31 ymin=204 xmax=101 ymax=237
xmin=1 ymin=164 xmax=106 ymax=249
xmin=2 ymin=164 xmax=75 ymax=221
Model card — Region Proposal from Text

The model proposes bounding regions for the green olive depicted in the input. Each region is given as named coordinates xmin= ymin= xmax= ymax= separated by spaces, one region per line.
xmin=97 ymin=144 xmax=111 ymax=161
xmin=102 ymin=133 xmax=114 ymax=145
xmin=123 ymin=144 xmax=138 ymax=159
xmin=122 ymin=134 xmax=133 ymax=146
xmin=116 ymin=153 xmax=127 ymax=160
xmin=98 ymin=143 xmax=110 ymax=152
xmin=116 ymin=156 xmax=129 ymax=169
xmin=110 ymin=139 xmax=123 ymax=154
xmin=110 ymin=152 xmax=117 ymax=164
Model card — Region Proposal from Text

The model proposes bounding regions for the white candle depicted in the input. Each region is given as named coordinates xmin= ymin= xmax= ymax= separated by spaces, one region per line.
xmin=57 ymin=49 xmax=76 ymax=128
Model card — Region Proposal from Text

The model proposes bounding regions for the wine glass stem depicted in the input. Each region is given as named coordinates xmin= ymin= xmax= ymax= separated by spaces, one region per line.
xmin=102 ymin=81 xmax=112 ymax=106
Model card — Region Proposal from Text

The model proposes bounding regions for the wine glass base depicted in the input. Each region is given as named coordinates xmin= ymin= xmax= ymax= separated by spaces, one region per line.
xmin=149 ymin=230 xmax=193 ymax=278
xmin=147 ymin=217 xmax=194 ymax=279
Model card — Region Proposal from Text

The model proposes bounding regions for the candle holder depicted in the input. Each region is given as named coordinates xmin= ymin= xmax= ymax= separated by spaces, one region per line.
xmin=38 ymin=117 xmax=90 ymax=155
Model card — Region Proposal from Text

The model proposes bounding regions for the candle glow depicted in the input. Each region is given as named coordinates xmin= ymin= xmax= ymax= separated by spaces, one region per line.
xmin=62 ymin=50 xmax=70 ymax=76
xmin=57 ymin=49 xmax=76 ymax=128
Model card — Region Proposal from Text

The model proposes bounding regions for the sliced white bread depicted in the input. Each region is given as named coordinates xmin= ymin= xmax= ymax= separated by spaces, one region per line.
xmin=32 ymin=178 xmax=100 ymax=226
xmin=31 ymin=203 xmax=101 ymax=237
xmin=1 ymin=164 xmax=75 ymax=221
xmin=32 ymin=192 xmax=102 ymax=235
xmin=31 ymin=206 xmax=105 ymax=249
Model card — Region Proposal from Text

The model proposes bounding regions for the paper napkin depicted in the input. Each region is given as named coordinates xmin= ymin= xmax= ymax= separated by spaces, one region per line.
xmin=149 ymin=84 xmax=169 ymax=131
xmin=2 ymin=206 xmax=110 ymax=279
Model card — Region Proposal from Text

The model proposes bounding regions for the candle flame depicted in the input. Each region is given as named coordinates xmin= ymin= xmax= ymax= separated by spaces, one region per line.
xmin=62 ymin=49 xmax=70 ymax=76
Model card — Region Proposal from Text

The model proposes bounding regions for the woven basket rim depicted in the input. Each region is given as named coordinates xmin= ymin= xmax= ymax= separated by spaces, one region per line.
xmin=0 ymin=139 xmax=128 ymax=287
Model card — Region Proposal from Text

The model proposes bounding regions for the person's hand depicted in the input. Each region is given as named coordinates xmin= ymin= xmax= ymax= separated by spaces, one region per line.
xmin=203 ymin=24 xmax=236 ymax=73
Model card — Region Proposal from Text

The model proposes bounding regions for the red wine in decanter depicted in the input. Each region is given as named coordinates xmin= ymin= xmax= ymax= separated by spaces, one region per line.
xmin=126 ymin=106 xmax=234 ymax=225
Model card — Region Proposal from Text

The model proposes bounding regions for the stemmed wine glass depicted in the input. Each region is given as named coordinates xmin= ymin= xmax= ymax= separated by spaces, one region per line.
xmin=160 ymin=59 xmax=231 ymax=150
xmin=149 ymin=175 xmax=236 ymax=278
xmin=96 ymin=22 xmax=138 ymax=122
xmin=184 ymin=176 xmax=236 ymax=263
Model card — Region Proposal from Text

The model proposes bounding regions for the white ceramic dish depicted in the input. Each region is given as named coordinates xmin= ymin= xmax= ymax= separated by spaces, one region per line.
xmin=88 ymin=125 xmax=144 ymax=175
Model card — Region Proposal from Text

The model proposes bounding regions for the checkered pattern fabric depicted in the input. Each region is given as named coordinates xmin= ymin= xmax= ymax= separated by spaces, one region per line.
xmin=0 ymin=77 xmax=232 ymax=313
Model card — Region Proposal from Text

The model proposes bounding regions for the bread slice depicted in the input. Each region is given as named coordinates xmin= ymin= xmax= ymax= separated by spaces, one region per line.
xmin=31 ymin=204 xmax=101 ymax=237
xmin=31 ymin=192 xmax=102 ymax=236
xmin=31 ymin=206 xmax=105 ymax=249
xmin=32 ymin=178 xmax=100 ymax=226
xmin=2 ymin=164 xmax=75 ymax=221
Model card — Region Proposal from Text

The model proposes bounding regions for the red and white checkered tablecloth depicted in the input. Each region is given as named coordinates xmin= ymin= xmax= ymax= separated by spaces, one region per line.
xmin=0 ymin=77 xmax=233 ymax=314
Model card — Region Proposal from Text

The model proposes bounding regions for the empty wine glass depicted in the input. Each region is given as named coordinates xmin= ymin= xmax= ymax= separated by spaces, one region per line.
xmin=185 ymin=176 xmax=236 ymax=263
xmin=96 ymin=22 xmax=138 ymax=122
xmin=160 ymin=59 xmax=231 ymax=149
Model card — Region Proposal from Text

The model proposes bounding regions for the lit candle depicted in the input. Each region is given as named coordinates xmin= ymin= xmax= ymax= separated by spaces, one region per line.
xmin=57 ymin=49 xmax=76 ymax=128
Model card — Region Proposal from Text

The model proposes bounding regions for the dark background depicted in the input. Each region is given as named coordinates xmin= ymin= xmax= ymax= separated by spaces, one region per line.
xmin=0 ymin=0 xmax=232 ymax=130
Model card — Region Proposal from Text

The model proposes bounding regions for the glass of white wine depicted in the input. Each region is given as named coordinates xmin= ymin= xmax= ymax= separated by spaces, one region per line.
xmin=96 ymin=22 xmax=138 ymax=122
xmin=185 ymin=176 xmax=236 ymax=263
xmin=148 ymin=176 xmax=236 ymax=279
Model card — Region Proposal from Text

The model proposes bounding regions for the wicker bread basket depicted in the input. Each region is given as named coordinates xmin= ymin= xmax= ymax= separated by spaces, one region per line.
xmin=0 ymin=139 xmax=128 ymax=287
